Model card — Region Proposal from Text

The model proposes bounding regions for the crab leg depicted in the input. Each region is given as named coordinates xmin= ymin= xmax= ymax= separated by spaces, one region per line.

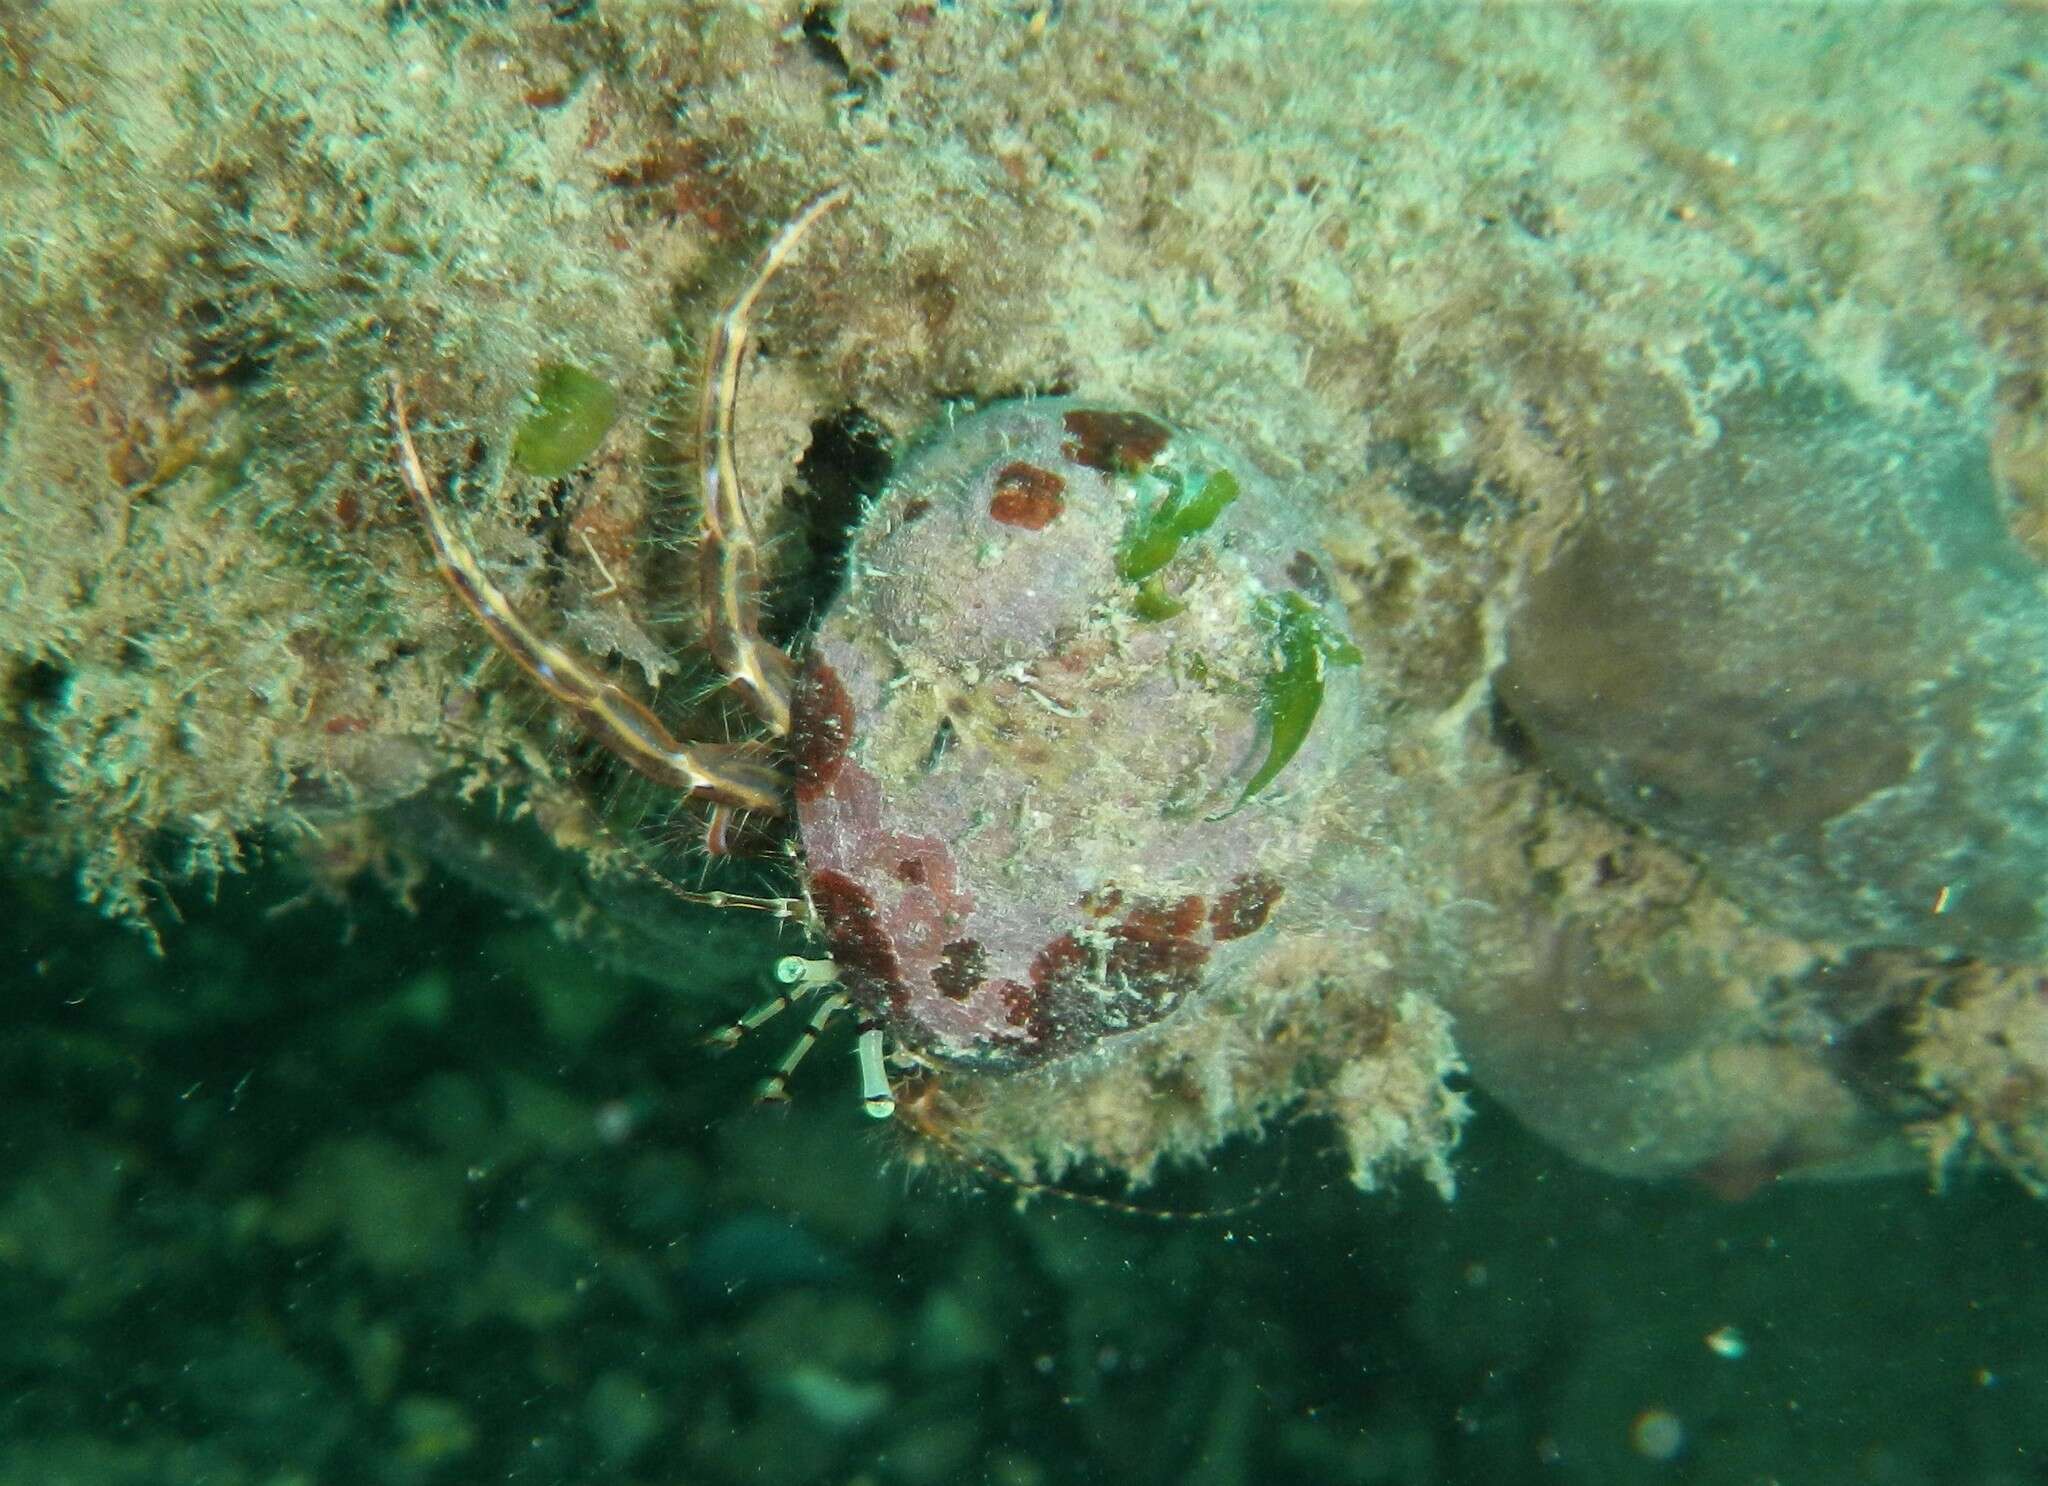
xmin=704 ymin=954 xmax=840 ymax=1048
xmin=755 ymin=990 xmax=849 ymax=1103
xmin=390 ymin=377 xmax=786 ymax=815
xmin=854 ymin=1019 xmax=895 ymax=1119
xmin=696 ymin=184 xmax=851 ymax=739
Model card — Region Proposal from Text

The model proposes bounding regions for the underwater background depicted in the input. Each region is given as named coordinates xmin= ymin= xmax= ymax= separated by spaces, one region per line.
xmin=4 ymin=1 xmax=2048 ymax=1481
xmin=3 ymin=852 xmax=2044 ymax=1485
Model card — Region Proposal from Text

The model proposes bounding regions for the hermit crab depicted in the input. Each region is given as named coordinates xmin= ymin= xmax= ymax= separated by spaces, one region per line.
xmin=390 ymin=188 xmax=1384 ymax=1121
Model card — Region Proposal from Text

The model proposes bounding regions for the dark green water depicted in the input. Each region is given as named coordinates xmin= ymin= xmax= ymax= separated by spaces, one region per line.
xmin=1 ymin=856 xmax=2040 ymax=1486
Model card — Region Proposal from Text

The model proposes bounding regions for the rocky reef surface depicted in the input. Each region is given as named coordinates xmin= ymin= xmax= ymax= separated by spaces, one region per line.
xmin=3 ymin=2 xmax=2046 ymax=1197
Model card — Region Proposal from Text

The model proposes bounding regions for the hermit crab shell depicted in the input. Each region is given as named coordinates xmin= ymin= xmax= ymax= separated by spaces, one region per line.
xmin=790 ymin=398 xmax=1379 ymax=1070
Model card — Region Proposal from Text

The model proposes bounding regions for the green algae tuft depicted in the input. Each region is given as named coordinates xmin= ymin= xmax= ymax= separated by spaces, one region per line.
xmin=512 ymin=364 xmax=619 ymax=478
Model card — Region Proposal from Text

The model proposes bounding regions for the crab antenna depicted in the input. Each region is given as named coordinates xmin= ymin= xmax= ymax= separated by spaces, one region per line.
xmin=696 ymin=184 xmax=852 ymax=739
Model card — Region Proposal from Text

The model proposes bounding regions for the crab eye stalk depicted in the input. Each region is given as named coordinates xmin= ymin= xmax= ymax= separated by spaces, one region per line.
xmin=774 ymin=955 xmax=839 ymax=989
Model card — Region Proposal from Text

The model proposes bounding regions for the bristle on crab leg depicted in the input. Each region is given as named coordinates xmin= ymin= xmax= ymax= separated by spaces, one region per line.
xmin=390 ymin=377 xmax=786 ymax=817
xmin=696 ymin=183 xmax=851 ymax=740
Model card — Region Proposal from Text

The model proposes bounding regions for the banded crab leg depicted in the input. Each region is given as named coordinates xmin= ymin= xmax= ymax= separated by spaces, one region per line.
xmin=696 ymin=183 xmax=851 ymax=743
xmin=390 ymin=190 xmax=889 ymax=1116
xmin=753 ymin=1000 xmax=895 ymax=1120
xmin=782 ymin=1003 xmax=893 ymax=1121
xmin=705 ymin=953 xmax=841 ymax=1049
xmin=687 ymin=187 xmax=886 ymax=1114
xmin=387 ymin=185 xmax=849 ymax=846
xmin=390 ymin=378 xmax=786 ymax=818
xmin=706 ymin=953 xmax=894 ymax=1119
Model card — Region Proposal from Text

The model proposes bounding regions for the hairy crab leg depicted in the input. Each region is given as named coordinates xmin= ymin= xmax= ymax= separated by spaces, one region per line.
xmin=696 ymin=184 xmax=851 ymax=740
xmin=390 ymin=377 xmax=786 ymax=815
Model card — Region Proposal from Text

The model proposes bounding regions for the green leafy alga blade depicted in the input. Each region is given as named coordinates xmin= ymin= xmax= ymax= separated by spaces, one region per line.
xmin=1116 ymin=467 xmax=1241 ymax=582
xmin=1238 ymin=592 xmax=1363 ymax=805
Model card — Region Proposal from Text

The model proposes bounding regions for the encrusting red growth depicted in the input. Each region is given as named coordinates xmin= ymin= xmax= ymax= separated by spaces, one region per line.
xmin=988 ymin=461 xmax=1066 ymax=528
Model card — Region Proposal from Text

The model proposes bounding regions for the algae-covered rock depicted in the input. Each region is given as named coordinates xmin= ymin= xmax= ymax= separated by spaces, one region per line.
xmin=1498 ymin=318 xmax=2048 ymax=960
xmin=5 ymin=0 xmax=2046 ymax=1199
